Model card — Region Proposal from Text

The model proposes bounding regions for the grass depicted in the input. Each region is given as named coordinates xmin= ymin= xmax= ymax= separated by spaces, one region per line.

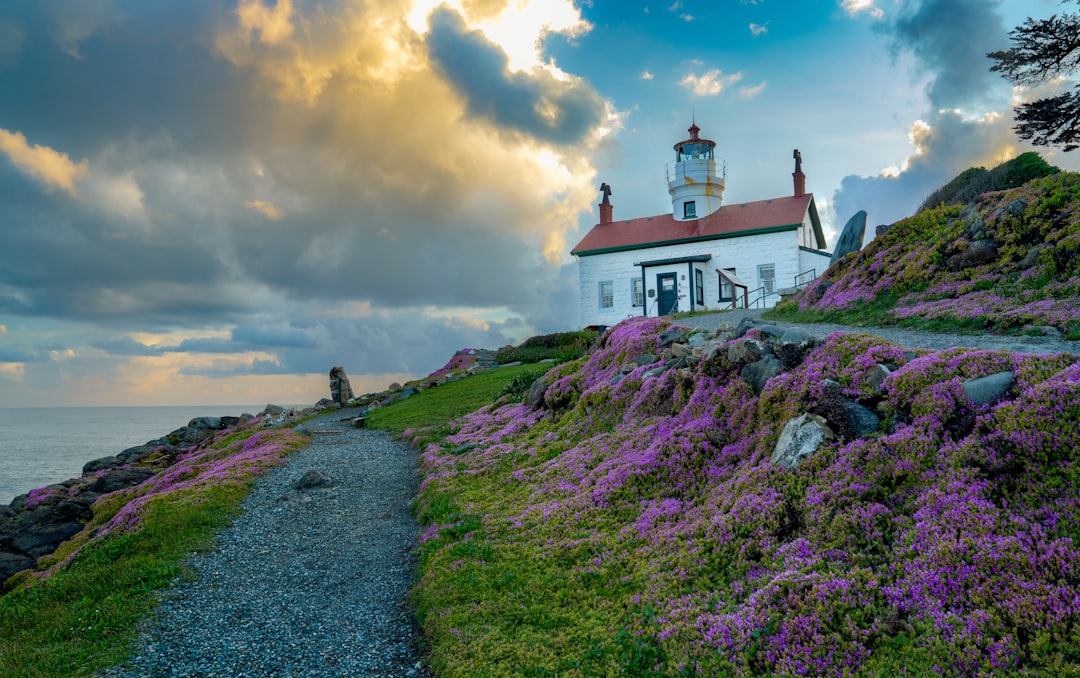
xmin=365 ymin=362 xmax=546 ymax=434
xmin=0 ymin=427 xmax=308 ymax=678
xmin=766 ymin=294 xmax=999 ymax=335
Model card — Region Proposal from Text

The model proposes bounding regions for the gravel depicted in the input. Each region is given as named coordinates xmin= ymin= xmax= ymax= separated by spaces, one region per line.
xmin=683 ymin=309 xmax=1080 ymax=356
xmin=99 ymin=409 xmax=431 ymax=678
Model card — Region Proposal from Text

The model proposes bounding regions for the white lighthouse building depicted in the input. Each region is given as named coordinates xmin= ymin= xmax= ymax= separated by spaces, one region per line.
xmin=667 ymin=123 xmax=726 ymax=221
xmin=571 ymin=123 xmax=831 ymax=328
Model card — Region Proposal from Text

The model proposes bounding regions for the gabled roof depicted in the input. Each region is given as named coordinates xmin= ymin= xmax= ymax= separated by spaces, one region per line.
xmin=571 ymin=193 xmax=826 ymax=257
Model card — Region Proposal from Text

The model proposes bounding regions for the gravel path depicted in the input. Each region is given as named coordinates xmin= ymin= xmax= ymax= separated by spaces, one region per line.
xmin=100 ymin=409 xmax=431 ymax=678
xmin=682 ymin=309 xmax=1080 ymax=355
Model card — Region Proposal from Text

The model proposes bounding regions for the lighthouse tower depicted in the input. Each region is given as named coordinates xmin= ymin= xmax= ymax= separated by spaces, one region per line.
xmin=666 ymin=123 xmax=726 ymax=221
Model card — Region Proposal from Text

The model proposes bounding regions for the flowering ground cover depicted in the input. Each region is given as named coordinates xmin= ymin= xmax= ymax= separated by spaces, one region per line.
xmin=0 ymin=420 xmax=308 ymax=678
xmin=771 ymin=173 xmax=1080 ymax=338
xmin=411 ymin=317 xmax=1080 ymax=676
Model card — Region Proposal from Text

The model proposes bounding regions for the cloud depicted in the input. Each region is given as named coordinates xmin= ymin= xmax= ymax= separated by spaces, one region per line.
xmin=425 ymin=7 xmax=608 ymax=146
xmin=235 ymin=0 xmax=294 ymax=45
xmin=749 ymin=22 xmax=768 ymax=36
xmin=46 ymin=0 xmax=121 ymax=59
xmin=243 ymin=199 xmax=284 ymax=219
xmin=737 ymin=81 xmax=767 ymax=100
xmin=641 ymin=70 xmax=654 ymax=80
xmin=679 ymin=68 xmax=743 ymax=97
xmin=0 ymin=128 xmax=88 ymax=195
xmin=841 ymin=0 xmax=884 ymax=19
xmin=890 ymin=0 xmax=1008 ymax=112
xmin=0 ymin=363 xmax=25 ymax=382
xmin=832 ymin=0 xmax=1019 ymax=229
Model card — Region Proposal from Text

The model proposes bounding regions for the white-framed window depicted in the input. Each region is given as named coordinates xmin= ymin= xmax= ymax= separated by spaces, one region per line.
xmin=694 ymin=269 xmax=704 ymax=305
xmin=599 ymin=280 xmax=614 ymax=309
xmin=631 ymin=278 xmax=644 ymax=307
xmin=718 ymin=268 xmax=736 ymax=301
xmin=683 ymin=201 xmax=697 ymax=219
xmin=758 ymin=264 xmax=776 ymax=294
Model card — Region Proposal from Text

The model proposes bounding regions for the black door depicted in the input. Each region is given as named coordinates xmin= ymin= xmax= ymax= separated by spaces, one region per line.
xmin=657 ymin=273 xmax=678 ymax=315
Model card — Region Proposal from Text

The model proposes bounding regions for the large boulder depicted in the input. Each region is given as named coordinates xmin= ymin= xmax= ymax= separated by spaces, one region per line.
xmin=740 ymin=355 xmax=783 ymax=395
xmin=329 ymin=366 xmax=355 ymax=405
xmin=771 ymin=413 xmax=835 ymax=469
xmin=963 ymin=371 xmax=1015 ymax=406
xmin=831 ymin=211 xmax=868 ymax=265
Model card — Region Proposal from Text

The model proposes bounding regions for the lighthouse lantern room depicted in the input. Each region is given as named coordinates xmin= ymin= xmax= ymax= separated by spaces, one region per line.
xmin=665 ymin=123 xmax=726 ymax=221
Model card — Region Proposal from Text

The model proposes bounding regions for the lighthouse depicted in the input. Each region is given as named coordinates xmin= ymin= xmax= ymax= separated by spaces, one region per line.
xmin=666 ymin=123 xmax=726 ymax=221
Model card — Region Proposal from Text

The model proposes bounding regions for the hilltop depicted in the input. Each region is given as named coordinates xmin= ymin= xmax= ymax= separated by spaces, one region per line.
xmin=410 ymin=316 xmax=1080 ymax=676
xmin=771 ymin=164 xmax=1080 ymax=339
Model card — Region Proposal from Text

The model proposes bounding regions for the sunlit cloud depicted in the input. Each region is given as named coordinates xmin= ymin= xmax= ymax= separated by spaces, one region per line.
xmin=679 ymin=68 xmax=743 ymax=97
xmin=0 ymin=363 xmax=25 ymax=382
xmin=0 ymin=128 xmax=88 ymax=196
xmin=244 ymin=198 xmax=284 ymax=219
xmin=235 ymin=0 xmax=295 ymax=45
xmin=841 ymin=0 xmax=883 ymax=19
xmin=749 ymin=22 xmax=768 ymax=36
xmin=641 ymin=70 xmax=654 ymax=80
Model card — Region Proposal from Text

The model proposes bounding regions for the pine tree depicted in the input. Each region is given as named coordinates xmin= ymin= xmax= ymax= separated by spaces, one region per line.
xmin=990 ymin=5 xmax=1080 ymax=150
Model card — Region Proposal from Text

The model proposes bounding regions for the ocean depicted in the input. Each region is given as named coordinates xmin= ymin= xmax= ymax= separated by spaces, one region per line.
xmin=0 ymin=406 xmax=266 ymax=505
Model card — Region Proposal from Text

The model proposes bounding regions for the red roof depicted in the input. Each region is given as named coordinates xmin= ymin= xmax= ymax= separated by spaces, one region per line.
xmin=571 ymin=194 xmax=822 ymax=256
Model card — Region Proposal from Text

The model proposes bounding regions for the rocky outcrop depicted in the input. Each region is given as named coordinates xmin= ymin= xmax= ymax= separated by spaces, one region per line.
xmin=771 ymin=414 xmax=835 ymax=469
xmin=831 ymin=210 xmax=867 ymax=265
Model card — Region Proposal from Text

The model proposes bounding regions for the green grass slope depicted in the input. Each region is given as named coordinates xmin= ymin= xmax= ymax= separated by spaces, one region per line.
xmin=770 ymin=171 xmax=1080 ymax=337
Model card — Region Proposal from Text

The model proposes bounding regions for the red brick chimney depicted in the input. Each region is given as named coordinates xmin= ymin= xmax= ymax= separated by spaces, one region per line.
xmin=793 ymin=149 xmax=806 ymax=197
xmin=599 ymin=182 xmax=613 ymax=224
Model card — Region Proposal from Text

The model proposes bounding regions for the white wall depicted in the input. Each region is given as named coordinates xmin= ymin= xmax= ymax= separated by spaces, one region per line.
xmin=576 ymin=229 xmax=804 ymax=327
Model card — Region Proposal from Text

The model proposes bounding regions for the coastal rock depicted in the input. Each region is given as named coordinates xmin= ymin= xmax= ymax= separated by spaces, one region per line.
xmin=0 ymin=552 xmax=34 ymax=583
xmin=83 ymin=456 xmax=120 ymax=475
xmin=728 ymin=338 xmax=770 ymax=364
xmin=527 ymin=372 xmax=555 ymax=409
xmin=1018 ymin=242 xmax=1050 ymax=269
xmin=658 ymin=328 xmax=688 ymax=348
xmin=946 ymin=239 xmax=998 ymax=271
xmin=633 ymin=353 xmax=658 ymax=367
xmin=865 ymin=363 xmax=892 ymax=392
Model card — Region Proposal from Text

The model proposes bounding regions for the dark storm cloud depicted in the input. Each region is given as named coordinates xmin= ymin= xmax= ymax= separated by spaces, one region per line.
xmin=425 ymin=7 xmax=607 ymax=146
xmin=890 ymin=0 xmax=1009 ymax=110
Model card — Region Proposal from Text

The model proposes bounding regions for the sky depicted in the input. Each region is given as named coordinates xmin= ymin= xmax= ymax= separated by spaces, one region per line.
xmin=0 ymin=0 xmax=1076 ymax=407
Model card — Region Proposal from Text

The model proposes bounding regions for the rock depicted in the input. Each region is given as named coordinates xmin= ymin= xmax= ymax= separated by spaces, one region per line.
xmin=388 ymin=382 xmax=402 ymax=391
xmin=671 ymin=343 xmax=691 ymax=358
xmin=329 ymin=367 xmax=355 ymax=405
xmin=842 ymin=399 xmax=880 ymax=437
xmin=352 ymin=417 xmax=366 ymax=428
xmin=946 ymin=239 xmax=998 ymax=271
xmin=526 ymin=372 xmax=555 ymax=409
xmin=1006 ymin=198 xmax=1028 ymax=216
xmin=658 ymin=328 xmax=688 ymax=348
xmin=188 ymin=417 xmax=224 ymax=430
xmin=688 ymin=334 xmax=708 ymax=349
xmin=292 ymin=424 xmax=313 ymax=436
xmin=0 ymin=551 xmax=34 ymax=583
xmin=962 ymin=371 xmax=1015 ymax=406
xmin=167 ymin=425 xmax=213 ymax=446
xmin=1018 ymin=242 xmax=1050 ymax=269
xmin=728 ymin=338 xmax=770 ymax=364
xmin=734 ymin=316 xmax=760 ymax=338
xmin=964 ymin=217 xmax=986 ymax=241
xmin=399 ymin=387 xmax=418 ymax=398
xmin=263 ymin=404 xmax=285 ymax=416
xmin=87 ymin=467 xmax=157 ymax=494
xmin=295 ymin=470 xmax=334 ymax=491
xmin=865 ymin=363 xmax=892 ymax=392
xmin=10 ymin=519 xmax=85 ymax=558
xmin=875 ymin=224 xmax=891 ymax=238
xmin=810 ymin=280 xmax=833 ymax=301
xmin=82 ymin=456 xmax=120 ymax=475
xmin=315 ymin=398 xmax=337 ymax=410
xmin=831 ymin=210 xmax=868 ymax=265
xmin=740 ymin=355 xmax=783 ymax=395
xmin=771 ymin=413 xmax=835 ymax=469
xmin=633 ymin=353 xmax=658 ymax=367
